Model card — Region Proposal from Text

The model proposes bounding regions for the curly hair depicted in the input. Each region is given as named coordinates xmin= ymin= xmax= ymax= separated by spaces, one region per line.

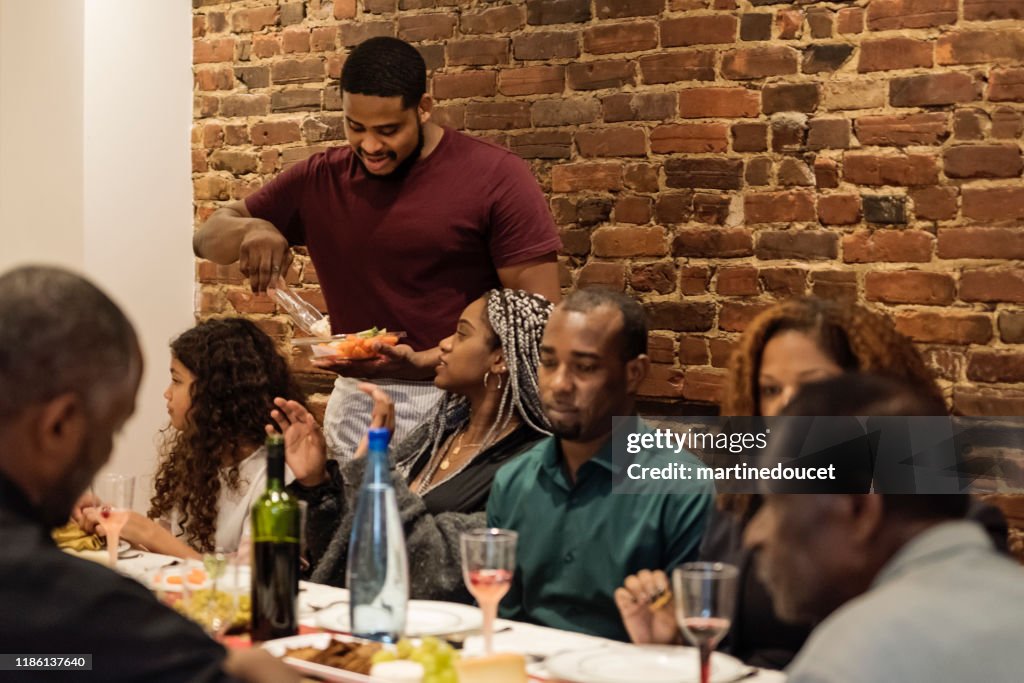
xmin=394 ymin=289 xmax=553 ymax=478
xmin=722 ymin=297 xmax=944 ymax=417
xmin=149 ymin=318 xmax=305 ymax=552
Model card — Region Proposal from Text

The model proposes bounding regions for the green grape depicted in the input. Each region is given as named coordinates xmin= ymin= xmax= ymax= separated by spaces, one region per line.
xmin=434 ymin=648 xmax=452 ymax=669
xmin=396 ymin=639 xmax=414 ymax=659
xmin=435 ymin=669 xmax=458 ymax=683
xmin=371 ymin=650 xmax=398 ymax=665
xmin=423 ymin=675 xmax=442 ymax=683
xmin=419 ymin=636 xmax=440 ymax=653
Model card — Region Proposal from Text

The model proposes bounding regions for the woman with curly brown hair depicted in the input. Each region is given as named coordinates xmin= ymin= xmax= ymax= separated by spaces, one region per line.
xmin=82 ymin=317 xmax=305 ymax=558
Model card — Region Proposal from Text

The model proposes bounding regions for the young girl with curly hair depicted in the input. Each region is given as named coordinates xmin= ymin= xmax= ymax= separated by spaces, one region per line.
xmin=81 ymin=317 xmax=304 ymax=558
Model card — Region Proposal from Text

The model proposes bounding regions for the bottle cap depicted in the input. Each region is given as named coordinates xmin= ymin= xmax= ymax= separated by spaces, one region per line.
xmin=367 ymin=427 xmax=391 ymax=453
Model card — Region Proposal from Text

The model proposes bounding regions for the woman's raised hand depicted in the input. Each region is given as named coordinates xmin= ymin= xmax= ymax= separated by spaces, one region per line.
xmin=613 ymin=569 xmax=681 ymax=646
xmin=352 ymin=382 xmax=395 ymax=460
xmin=268 ymin=397 xmax=328 ymax=486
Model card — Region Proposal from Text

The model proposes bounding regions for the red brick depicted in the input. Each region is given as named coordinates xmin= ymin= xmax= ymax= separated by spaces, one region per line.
xmin=961 ymin=187 xmax=1024 ymax=222
xmin=678 ymin=88 xmax=760 ymax=118
xmin=854 ymin=113 xmax=949 ymax=146
xmin=596 ymin=0 xmax=666 ymax=19
xmin=552 ymin=162 xmax=623 ymax=192
xmin=252 ymin=35 xmax=280 ymax=59
xmin=679 ymin=266 xmax=711 ymax=295
xmin=334 ymin=0 xmax=356 ymax=19
xmin=732 ymin=123 xmax=768 ymax=152
xmin=603 ymin=93 xmax=676 ymax=122
xmin=837 ymin=7 xmax=865 ymax=34
xmin=673 ymin=229 xmax=754 ymax=258
xmin=273 ymin=89 xmax=322 ymax=113
xmin=661 ymin=16 xmax=738 ymax=47
xmin=818 ymin=195 xmax=862 ymax=225
xmin=748 ymin=158 xmax=771 ymax=187
xmin=577 ymin=262 xmax=627 ymax=290
xmin=461 ymin=5 xmax=525 ymax=34
xmin=340 ymin=22 xmax=394 ymax=48
xmin=961 ymin=269 xmax=1024 ymax=303
xmin=938 ymin=228 xmax=1024 ymax=259
xmin=937 ymin=30 xmax=1024 ymax=66
xmin=192 ymin=149 xmax=208 ymax=173
xmin=954 ymin=109 xmax=987 ymax=140
xmin=843 ymin=153 xmax=940 ymax=186
xmin=638 ymin=52 xmax=715 ymax=84
xmin=763 ymin=83 xmax=820 ymax=114
xmin=465 ymin=102 xmax=531 ymax=130
xmin=282 ymin=28 xmax=310 ymax=53
xmin=625 ymin=163 xmax=660 ymax=192
xmin=447 ymin=38 xmax=510 ymax=66
xmin=195 ymin=66 xmax=234 ymax=91
xmin=678 ymin=335 xmax=710 ymax=366
xmin=615 ymin=195 xmax=653 ymax=224
xmin=498 ymin=65 xmax=565 ymax=96
xmin=806 ymin=8 xmax=834 ymax=38
xmin=992 ymin=108 xmax=1024 ymax=139
xmin=760 ymin=268 xmax=809 ymax=297
xmin=397 ymin=14 xmax=457 ymax=42
xmin=811 ymin=270 xmax=858 ymax=302
xmin=630 ymin=262 xmax=677 ymax=294
xmin=756 ymin=230 xmax=839 ymax=260
xmin=776 ymin=9 xmax=804 ymax=40
xmin=220 ymin=94 xmax=270 ymax=117
xmin=526 ymin=0 xmax=592 ymax=26
xmin=532 ymin=98 xmax=601 ymax=127
xmin=720 ymin=302 xmax=775 ymax=333
xmin=592 ymin=226 xmax=667 ymax=257
xmin=895 ymin=311 xmax=993 ymax=344
xmin=717 ymin=266 xmax=759 ymax=296
xmin=964 ymin=0 xmax=1024 ymax=20
xmin=655 ymin=192 xmax=693 ymax=224
xmin=665 ymin=158 xmax=744 ymax=190
xmin=866 ymin=0 xmax=957 ymax=30
xmin=967 ymin=351 xmax=1024 ymax=383
xmin=999 ymin=311 xmax=1024 ymax=343
xmin=645 ymin=302 xmax=717 ymax=332
xmin=721 ymin=46 xmax=799 ymax=80
xmin=271 ymin=58 xmax=324 ymax=84
xmin=209 ymin=150 xmax=259 ymax=174
xmin=890 ymin=73 xmax=980 ymax=107
xmin=944 ymin=145 xmax=1023 ymax=179
xmin=648 ymin=335 xmax=677 ymax=364
xmin=309 ymin=27 xmax=338 ymax=52
xmin=568 ymin=60 xmax=637 ymax=90
xmin=988 ymin=68 xmax=1024 ymax=102
xmin=953 ymin=385 xmax=1024 ymax=417
xmin=807 ymin=118 xmax=851 ymax=150
xmin=693 ymin=193 xmax=731 ymax=225
xmin=251 ymin=121 xmax=301 ymax=145
xmin=224 ymin=124 xmax=248 ymax=146
xmin=740 ymin=13 xmax=772 ymax=41
xmin=681 ymin=368 xmax=726 ymax=404
xmin=507 ymin=131 xmax=573 ymax=159
xmin=803 ymin=44 xmax=856 ymax=74
xmin=583 ymin=22 xmax=658 ymax=54
xmin=650 ymin=124 xmax=728 ymax=154
xmin=843 ymin=230 xmax=934 ymax=263
xmin=226 ymin=289 xmax=276 ymax=315
xmin=865 ymin=271 xmax=955 ymax=305
xmin=577 ymin=127 xmax=648 ymax=157
xmin=910 ymin=187 xmax=958 ymax=221
xmin=512 ymin=31 xmax=580 ymax=60
xmin=433 ymin=71 xmax=497 ymax=100
xmin=858 ymin=38 xmax=933 ymax=72
xmin=194 ymin=37 xmax=235 ymax=64
xmin=743 ymin=191 xmax=816 ymax=224
xmin=231 ymin=6 xmax=279 ymax=32
xmin=639 ymin=364 xmax=686 ymax=399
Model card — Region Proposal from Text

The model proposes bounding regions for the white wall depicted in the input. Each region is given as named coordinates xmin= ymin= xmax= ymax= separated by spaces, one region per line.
xmin=1 ymin=1 xmax=195 ymax=503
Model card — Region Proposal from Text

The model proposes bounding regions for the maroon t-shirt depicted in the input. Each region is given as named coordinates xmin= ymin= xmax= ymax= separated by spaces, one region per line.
xmin=246 ymin=128 xmax=561 ymax=350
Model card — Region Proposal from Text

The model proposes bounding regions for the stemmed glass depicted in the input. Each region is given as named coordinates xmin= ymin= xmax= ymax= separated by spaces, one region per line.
xmin=672 ymin=562 xmax=739 ymax=683
xmin=460 ymin=528 xmax=517 ymax=655
xmin=92 ymin=473 xmax=135 ymax=568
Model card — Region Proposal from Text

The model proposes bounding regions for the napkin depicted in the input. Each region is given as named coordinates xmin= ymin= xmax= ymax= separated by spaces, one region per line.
xmin=52 ymin=521 xmax=104 ymax=551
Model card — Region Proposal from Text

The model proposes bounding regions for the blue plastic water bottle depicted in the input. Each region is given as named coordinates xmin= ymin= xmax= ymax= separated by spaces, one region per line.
xmin=346 ymin=427 xmax=409 ymax=642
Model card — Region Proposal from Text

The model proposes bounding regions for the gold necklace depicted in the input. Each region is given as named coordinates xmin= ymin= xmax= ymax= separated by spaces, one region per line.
xmin=439 ymin=430 xmax=481 ymax=471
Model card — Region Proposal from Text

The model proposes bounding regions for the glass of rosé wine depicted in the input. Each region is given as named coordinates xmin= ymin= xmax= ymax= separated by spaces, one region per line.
xmin=460 ymin=528 xmax=517 ymax=655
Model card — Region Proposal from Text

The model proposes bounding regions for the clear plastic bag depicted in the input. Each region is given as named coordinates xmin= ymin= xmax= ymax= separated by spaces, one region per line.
xmin=268 ymin=278 xmax=330 ymax=336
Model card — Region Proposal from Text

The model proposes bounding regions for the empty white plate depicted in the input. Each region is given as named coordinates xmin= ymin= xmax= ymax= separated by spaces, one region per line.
xmin=544 ymin=644 xmax=750 ymax=683
xmin=316 ymin=600 xmax=482 ymax=637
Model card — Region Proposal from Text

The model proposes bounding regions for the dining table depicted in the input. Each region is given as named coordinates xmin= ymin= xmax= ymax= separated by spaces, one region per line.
xmin=103 ymin=550 xmax=786 ymax=683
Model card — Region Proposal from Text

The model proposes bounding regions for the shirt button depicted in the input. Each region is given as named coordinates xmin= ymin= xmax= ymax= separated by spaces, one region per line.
xmin=564 ymin=551 xmax=575 ymax=563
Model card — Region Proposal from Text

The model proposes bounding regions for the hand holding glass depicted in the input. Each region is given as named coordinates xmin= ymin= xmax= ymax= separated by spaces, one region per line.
xmin=673 ymin=562 xmax=738 ymax=683
xmin=460 ymin=529 xmax=516 ymax=655
xmin=92 ymin=473 xmax=135 ymax=568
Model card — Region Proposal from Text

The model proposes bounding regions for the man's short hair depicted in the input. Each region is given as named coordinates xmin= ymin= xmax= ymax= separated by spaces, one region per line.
xmin=0 ymin=266 xmax=137 ymax=421
xmin=341 ymin=37 xmax=427 ymax=109
xmin=561 ymin=288 xmax=647 ymax=360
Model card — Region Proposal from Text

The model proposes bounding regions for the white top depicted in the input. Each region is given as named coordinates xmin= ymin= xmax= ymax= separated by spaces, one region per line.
xmin=167 ymin=447 xmax=295 ymax=554
xmin=786 ymin=520 xmax=1024 ymax=682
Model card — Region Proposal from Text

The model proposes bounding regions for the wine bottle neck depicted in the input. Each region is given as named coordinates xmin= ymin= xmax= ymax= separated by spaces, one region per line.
xmin=266 ymin=441 xmax=286 ymax=487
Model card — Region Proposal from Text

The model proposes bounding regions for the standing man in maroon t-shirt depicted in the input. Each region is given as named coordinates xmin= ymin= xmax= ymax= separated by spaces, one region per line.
xmin=194 ymin=37 xmax=561 ymax=457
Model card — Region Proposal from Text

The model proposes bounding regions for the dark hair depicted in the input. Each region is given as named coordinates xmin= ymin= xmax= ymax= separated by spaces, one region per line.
xmin=149 ymin=317 xmax=306 ymax=552
xmin=341 ymin=37 xmax=427 ymax=109
xmin=561 ymin=287 xmax=648 ymax=360
xmin=0 ymin=265 xmax=137 ymax=422
xmin=780 ymin=374 xmax=968 ymax=520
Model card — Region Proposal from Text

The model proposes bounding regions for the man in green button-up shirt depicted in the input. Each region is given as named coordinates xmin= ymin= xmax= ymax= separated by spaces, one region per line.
xmin=488 ymin=289 xmax=713 ymax=641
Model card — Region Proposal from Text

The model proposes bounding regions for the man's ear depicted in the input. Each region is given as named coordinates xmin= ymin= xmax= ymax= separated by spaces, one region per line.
xmin=847 ymin=494 xmax=885 ymax=545
xmin=418 ymin=94 xmax=433 ymax=123
xmin=625 ymin=354 xmax=650 ymax=394
xmin=36 ymin=393 xmax=87 ymax=472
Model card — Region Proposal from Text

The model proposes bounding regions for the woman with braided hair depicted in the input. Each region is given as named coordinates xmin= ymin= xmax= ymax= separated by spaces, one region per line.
xmin=276 ymin=288 xmax=553 ymax=599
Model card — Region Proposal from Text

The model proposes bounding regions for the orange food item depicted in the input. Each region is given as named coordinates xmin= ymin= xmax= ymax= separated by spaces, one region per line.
xmin=317 ymin=330 xmax=402 ymax=361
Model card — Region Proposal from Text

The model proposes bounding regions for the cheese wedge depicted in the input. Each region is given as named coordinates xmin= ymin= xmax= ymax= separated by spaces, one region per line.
xmin=454 ymin=653 xmax=527 ymax=683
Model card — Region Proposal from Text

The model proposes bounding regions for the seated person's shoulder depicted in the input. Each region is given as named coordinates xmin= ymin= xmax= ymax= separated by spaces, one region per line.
xmin=492 ymin=438 xmax=550 ymax=486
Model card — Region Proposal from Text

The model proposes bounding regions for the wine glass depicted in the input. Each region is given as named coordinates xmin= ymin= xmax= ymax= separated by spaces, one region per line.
xmin=460 ymin=528 xmax=516 ymax=655
xmin=92 ymin=473 xmax=135 ymax=568
xmin=181 ymin=552 xmax=241 ymax=641
xmin=672 ymin=562 xmax=739 ymax=683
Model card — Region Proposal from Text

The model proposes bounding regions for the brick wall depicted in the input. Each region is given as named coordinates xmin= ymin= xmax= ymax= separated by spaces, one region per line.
xmin=192 ymin=0 xmax=1023 ymax=559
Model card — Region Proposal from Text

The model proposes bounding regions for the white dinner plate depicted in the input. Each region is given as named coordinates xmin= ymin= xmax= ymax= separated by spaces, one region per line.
xmin=544 ymin=645 xmax=750 ymax=683
xmin=261 ymin=633 xmax=376 ymax=683
xmin=316 ymin=600 xmax=483 ymax=638
xmin=146 ymin=561 xmax=250 ymax=593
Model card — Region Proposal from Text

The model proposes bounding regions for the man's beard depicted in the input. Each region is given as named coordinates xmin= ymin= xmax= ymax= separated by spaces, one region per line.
xmin=358 ymin=121 xmax=424 ymax=181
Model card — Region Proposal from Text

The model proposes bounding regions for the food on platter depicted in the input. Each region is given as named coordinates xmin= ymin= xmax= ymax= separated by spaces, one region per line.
xmin=454 ymin=652 xmax=527 ymax=683
xmin=308 ymin=327 xmax=405 ymax=361
xmin=284 ymin=639 xmax=383 ymax=676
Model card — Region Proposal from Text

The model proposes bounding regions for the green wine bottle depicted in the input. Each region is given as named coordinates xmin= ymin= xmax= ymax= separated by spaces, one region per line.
xmin=250 ymin=433 xmax=300 ymax=641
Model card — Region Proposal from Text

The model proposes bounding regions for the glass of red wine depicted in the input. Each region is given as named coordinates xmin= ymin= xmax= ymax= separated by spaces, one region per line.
xmin=460 ymin=528 xmax=517 ymax=655
xmin=672 ymin=562 xmax=739 ymax=683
